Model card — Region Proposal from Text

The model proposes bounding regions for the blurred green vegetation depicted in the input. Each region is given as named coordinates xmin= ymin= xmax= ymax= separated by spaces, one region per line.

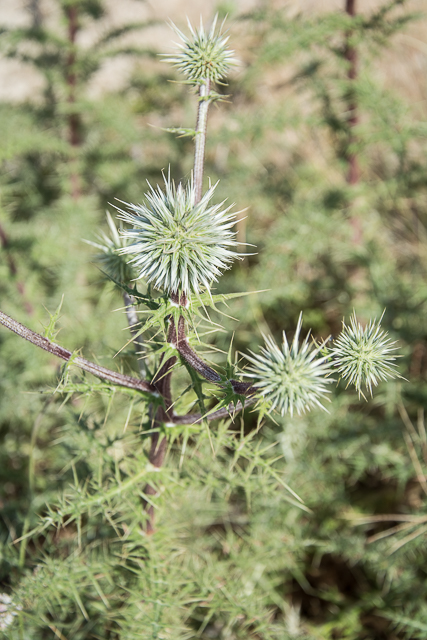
xmin=1 ymin=0 xmax=427 ymax=638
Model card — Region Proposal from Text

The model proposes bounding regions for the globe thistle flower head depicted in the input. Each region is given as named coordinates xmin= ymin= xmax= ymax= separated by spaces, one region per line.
xmin=85 ymin=211 xmax=134 ymax=283
xmin=329 ymin=312 xmax=399 ymax=397
xmin=164 ymin=15 xmax=235 ymax=85
xmin=243 ymin=314 xmax=334 ymax=417
xmin=116 ymin=174 xmax=241 ymax=296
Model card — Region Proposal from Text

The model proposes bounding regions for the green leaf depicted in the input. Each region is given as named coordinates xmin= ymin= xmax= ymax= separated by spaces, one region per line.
xmin=43 ymin=296 xmax=64 ymax=341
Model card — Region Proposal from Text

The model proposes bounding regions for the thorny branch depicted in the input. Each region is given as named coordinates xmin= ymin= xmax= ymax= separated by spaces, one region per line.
xmin=0 ymin=309 xmax=255 ymax=419
xmin=141 ymin=291 xmax=255 ymax=532
xmin=172 ymin=399 xmax=256 ymax=424
xmin=169 ymin=309 xmax=255 ymax=396
xmin=0 ymin=310 xmax=156 ymax=395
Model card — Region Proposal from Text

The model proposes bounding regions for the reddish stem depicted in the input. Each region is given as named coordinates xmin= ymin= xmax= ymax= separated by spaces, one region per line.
xmin=344 ymin=0 xmax=363 ymax=243
xmin=0 ymin=310 xmax=155 ymax=394
xmin=143 ymin=312 xmax=179 ymax=534
xmin=144 ymin=432 xmax=168 ymax=535
xmin=66 ymin=5 xmax=80 ymax=199
xmin=143 ymin=301 xmax=256 ymax=533
xmin=344 ymin=0 xmax=359 ymax=186
xmin=0 ymin=304 xmax=255 ymax=534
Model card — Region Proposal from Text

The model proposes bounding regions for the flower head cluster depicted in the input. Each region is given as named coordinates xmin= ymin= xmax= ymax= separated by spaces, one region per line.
xmin=85 ymin=211 xmax=134 ymax=283
xmin=243 ymin=314 xmax=333 ymax=416
xmin=330 ymin=312 xmax=399 ymax=396
xmin=165 ymin=16 xmax=235 ymax=85
xmin=116 ymin=175 xmax=241 ymax=295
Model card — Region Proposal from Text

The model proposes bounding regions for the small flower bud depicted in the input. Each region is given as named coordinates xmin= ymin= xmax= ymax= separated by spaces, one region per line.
xmin=330 ymin=312 xmax=399 ymax=397
xmin=164 ymin=16 xmax=235 ymax=85
xmin=243 ymin=314 xmax=333 ymax=416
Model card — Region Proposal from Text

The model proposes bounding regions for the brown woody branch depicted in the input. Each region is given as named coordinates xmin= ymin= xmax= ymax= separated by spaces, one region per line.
xmin=0 ymin=304 xmax=257 ymax=534
xmin=0 ymin=302 xmax=258 ymax=537
xmin=172 ymin=397 xmax=257 ymax=425
xmin=0 ymin=310 xmax=156 ymax=395
xmin=0 ymin=309 xmax=257 ymax=421
xmin=169 ymin=314 xmax=255 ymax=396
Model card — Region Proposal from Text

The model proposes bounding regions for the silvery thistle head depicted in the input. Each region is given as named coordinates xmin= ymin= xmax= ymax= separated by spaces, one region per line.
xmin=116 ymin=175 xmax=241 ymax=296
xmin=85 ymin=211 xmax=134 ymax=283
xmin=164 ymin=15 xmax=235 ymax=85
xmin=243 ymin=314 xmax=334 ymax=417
xmin=330 ymin=312 xmax=399 ymax=397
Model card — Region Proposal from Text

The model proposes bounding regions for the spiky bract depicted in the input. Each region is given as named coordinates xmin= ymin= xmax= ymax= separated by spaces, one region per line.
xmin=116 ymin=176 xmax=240 ymax=295
xmin=330 ymin=312 xmax=398 ymax=396
xmin=165 ymin=16 xmax=234 ymax=85
xmin=85 ymin=211 xmax=134 ymax=283
xmin=243 ymin=314 xmax=333 ymax=416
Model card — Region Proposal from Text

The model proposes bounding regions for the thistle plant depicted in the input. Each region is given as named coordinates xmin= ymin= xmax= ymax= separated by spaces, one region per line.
xmin=243 ymin=314 xmax=334 ymax=417
xmin=84 ymin=211 xmax=149 ymax=374
xmin=330 ymin=311 xmax=400 ymax=397
xmin=116 ymin=176 xmax=241 ymax=295
xmin=85 ymin=211 xmax=135 ymax=284
xmin=165 ymin=16 xmax=234 ymax=85
xmin=164 ymin=15 xmax=235 ymax=202
xmin=0 ymin=16 xmax=401 ymax=540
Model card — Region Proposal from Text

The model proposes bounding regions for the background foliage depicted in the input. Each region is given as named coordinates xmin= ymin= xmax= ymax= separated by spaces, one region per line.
xmin=1 ymin=0 xmax=427 ymax=638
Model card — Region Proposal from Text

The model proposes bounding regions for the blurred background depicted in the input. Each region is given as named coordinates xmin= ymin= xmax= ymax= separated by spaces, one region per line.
xmin=1 ymin=0 xmax=427 ymax=638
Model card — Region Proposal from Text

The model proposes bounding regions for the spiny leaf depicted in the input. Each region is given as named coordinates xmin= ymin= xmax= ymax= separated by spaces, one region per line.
xmin=43 ymin=295 xmax=64 ymax=341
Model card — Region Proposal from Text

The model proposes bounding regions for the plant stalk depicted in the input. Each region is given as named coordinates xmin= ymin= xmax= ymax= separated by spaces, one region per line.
xmin=345 ymin=0 xmax=359 ymax=186
xmin=65 ymin=4 xmax=80 ymax=200
xmin=193 ymin=79 xmax=211 ymax=204
xmin=0 ymin=309 xmax=254 ymax=424
xmin=0 ymin=310 xmax=155 ymax=395
xmin=172 ymin=398 xmax=256 ymax=424
xmin=144 ymin=431 xmax=168 ymax=534
xmin=344 ymin=0 xmax=363 ymax=244
xmin=169 ymin=313 xmax=255 ymax=395
xmin=143 ymin=322 xmax=178 ymax=534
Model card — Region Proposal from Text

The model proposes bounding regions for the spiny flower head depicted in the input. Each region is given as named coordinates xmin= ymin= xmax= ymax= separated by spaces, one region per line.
xmin=329 ymin=312 xmax=399 ymax=397
xmin=164 ymin=16 xmax=235 ymax=85
xmin=243 ymin=314 xmax=334 ymax=417
xmin=116 ymin=175 xmax=241 ymax=295
xmin=85 ymin=211 xmax=134 ymax=283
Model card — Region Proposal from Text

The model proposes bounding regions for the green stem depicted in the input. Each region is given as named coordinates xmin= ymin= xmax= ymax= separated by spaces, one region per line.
xmin=193 ymin=79 xmax=211 ymax=204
